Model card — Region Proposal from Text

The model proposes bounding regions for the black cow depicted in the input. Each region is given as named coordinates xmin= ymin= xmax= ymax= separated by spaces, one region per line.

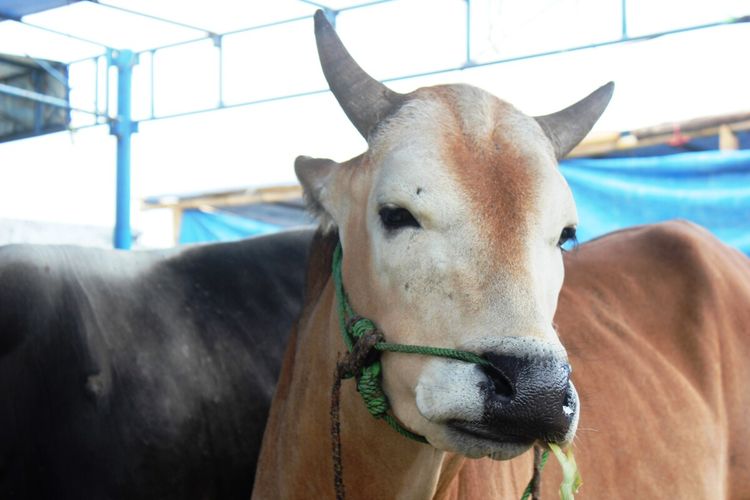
xmin=0 ymin=228 xmax=314 ymax=499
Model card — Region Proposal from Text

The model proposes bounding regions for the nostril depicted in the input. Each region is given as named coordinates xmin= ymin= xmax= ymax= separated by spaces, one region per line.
xmin=480 ymin=363 xmax=514 ymax=401
xmin=480 ymin=353 xmax=572 ymax=411
xmin=562 ymin=382 xmax=576 ymax=418
xmin=481 ymin=353 xmax=529 ymax=401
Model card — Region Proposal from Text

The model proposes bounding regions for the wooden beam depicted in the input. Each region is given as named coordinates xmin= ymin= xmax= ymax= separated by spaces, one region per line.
xmin=718 ymin=125 xmax=739 ymax=151
xmin=172 ymin=207 xmax=183 ymax=245
xmin=569 ymin=115 xmax=750 ymax=158
xmin=142 ymin=184 xmax=303 ymax=211
xmin=631 ymin=111 xmax=750 ymax=140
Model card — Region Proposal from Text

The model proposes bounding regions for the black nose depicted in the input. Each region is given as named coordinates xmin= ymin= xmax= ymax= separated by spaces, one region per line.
xmin=479 ymin=352 xmax=574 ymax=443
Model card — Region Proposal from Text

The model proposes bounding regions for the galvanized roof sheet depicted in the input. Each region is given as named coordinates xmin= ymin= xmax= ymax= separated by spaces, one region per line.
xmin=0 ymin=0 xmax=82 ymax=21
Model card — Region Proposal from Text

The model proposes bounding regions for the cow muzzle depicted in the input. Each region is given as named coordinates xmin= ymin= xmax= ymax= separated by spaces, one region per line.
xmin=451 ymin=353 xmax=577 ymax=459
xmin=473 ymin=352 xmax=574 ymax=434
xmin=415 ymin=337 xmax=578 ymax=460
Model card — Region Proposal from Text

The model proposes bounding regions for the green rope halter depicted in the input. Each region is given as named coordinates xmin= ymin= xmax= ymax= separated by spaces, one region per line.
xmin=332 ymin=241 xmax=491 ymax=442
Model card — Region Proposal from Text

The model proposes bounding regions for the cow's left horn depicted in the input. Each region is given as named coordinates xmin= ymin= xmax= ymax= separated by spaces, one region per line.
xmin=535 ymin=82 xmax=615 ymax=159
xmin=314 ymin=10 xmax=403 ymax=139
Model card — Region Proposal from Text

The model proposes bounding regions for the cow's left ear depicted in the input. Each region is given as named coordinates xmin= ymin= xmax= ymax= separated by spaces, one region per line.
xmin=295 ymin=155 xmax=340 ymax=232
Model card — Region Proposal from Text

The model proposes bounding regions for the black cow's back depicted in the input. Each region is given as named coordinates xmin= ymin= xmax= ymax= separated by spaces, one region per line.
xmin=0 ymin=228 xmax=313 ymax=499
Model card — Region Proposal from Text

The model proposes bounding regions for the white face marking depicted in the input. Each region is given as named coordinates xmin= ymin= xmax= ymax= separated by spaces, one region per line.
xmin=349 ymin=86 xmax=577 ymax=343
xmin=319 ymin=84 xmax=580 ymax=458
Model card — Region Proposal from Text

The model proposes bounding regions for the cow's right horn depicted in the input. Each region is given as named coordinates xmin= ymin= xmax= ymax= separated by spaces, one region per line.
xmin=314 ymin=10 xmax=403 ymax=139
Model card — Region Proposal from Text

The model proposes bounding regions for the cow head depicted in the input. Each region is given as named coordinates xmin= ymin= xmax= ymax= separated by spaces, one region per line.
xmin=297 ymin=12 xmax=613 ymax=460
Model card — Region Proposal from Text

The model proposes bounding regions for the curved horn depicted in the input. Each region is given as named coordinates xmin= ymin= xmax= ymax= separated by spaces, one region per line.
xmin=314 ymin=10 xmax=403 ymax=138
xmin=535 ymin=82 xmax=615 ymax=159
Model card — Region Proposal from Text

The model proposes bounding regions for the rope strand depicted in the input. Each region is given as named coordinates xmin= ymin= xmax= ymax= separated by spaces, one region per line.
xmin=520 ymin=446 xmax=550 ymax=500
xmin=331 ymin=360 xmax=346 ymax=500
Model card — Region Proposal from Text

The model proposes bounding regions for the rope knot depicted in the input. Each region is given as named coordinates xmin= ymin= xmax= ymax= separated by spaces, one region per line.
xmin=347 ymin=315 xmax=377 ymax=340
xmin=335 ymin=325 xmax=383 ymax=381
xmin=357 ymin=364 xmax=389 ymax=418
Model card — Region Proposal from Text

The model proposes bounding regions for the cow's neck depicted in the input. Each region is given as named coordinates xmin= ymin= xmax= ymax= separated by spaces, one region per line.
xmin=254 ymin=231 xmax=451 ymax=498
xmin=254 ymin=231 xmax=533 ymax=499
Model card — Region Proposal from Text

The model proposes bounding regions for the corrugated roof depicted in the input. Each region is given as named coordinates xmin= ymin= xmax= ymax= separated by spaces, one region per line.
xmin=0 ymin=0 xmax=82 ymax=21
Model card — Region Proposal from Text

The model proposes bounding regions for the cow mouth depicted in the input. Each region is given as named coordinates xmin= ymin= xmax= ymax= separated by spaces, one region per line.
xmin=448 ymin=421 xmax=530 ymax=443
xmin=446 ymin=421 xmax=535 ymax=459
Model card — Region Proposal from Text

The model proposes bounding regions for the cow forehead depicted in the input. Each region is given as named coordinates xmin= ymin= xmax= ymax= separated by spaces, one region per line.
xmin=367 ymin=84 xmax=561 ymax=264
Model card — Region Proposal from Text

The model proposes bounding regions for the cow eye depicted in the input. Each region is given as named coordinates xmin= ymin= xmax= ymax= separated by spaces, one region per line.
xmin=558 ymin=226 xmax=577 ymax=250
xmin=379 ymin=205 xmax=420 ymax=231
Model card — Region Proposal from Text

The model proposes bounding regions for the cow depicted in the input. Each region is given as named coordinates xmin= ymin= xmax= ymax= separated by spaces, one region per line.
xmin=0 ymin=228 xmax=314 ymax=499
xmin=252 ymin=12 xmax=750 ymax=499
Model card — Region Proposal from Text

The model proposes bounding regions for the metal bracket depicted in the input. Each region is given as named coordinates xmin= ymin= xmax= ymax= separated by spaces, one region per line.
xmin=108 ymin=119 xmax=139 ymax=136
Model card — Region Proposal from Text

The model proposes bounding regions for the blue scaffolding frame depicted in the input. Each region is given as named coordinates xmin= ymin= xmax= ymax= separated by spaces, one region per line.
xmin=0 ymin=0 xmax=747 ymax=248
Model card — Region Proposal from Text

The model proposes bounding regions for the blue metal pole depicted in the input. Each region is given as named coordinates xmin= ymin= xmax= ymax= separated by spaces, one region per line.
xmin=465 ymin=0 xmax=472 ymax=67
xmin=108 ymin=49 xmax=139 ymax=250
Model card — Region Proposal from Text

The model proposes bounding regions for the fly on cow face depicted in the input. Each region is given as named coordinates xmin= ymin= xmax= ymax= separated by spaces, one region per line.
xmin=295 ymin=11 xmax=613 ymax=461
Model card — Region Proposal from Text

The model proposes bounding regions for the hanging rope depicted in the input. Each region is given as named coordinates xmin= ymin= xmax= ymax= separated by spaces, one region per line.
xmin=520 ymin=445 xmax=550 ymax=500
xmin=329 ymin=241 xmax=547 ymax=499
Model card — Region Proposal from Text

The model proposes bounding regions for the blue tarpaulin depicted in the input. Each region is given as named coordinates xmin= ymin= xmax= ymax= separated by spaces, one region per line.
xmin=178 ymin=150 xmax=750 ymax=255
xmin=179 ymin=208 xmax=284 ymax=244
xmin=560 ymin=149 xmax=750 ymax=255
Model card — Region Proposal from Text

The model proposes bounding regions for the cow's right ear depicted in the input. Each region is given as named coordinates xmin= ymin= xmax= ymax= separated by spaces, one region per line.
xmin=295 ymin=155 xmax=340 ymax=232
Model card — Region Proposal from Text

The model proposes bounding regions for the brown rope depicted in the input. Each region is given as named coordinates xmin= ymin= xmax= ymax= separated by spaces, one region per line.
xmin=531 ymin=445 xmax=544 ymax=500
xmin=330 ymin=329 xmax=384 ymax=500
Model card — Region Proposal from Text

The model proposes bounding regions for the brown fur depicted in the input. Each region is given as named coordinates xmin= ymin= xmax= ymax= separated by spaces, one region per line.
xmin=419 ymin=86 xmax=548 ymax=272
xmin=254 ymin=220 xmax=750 ymax=499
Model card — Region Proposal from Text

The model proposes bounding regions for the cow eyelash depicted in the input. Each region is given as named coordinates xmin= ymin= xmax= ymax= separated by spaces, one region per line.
xmin=378 ymin=205 xmax=421 ymax=231
xmin=558 ymin=226 xmax=578 ymax=251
